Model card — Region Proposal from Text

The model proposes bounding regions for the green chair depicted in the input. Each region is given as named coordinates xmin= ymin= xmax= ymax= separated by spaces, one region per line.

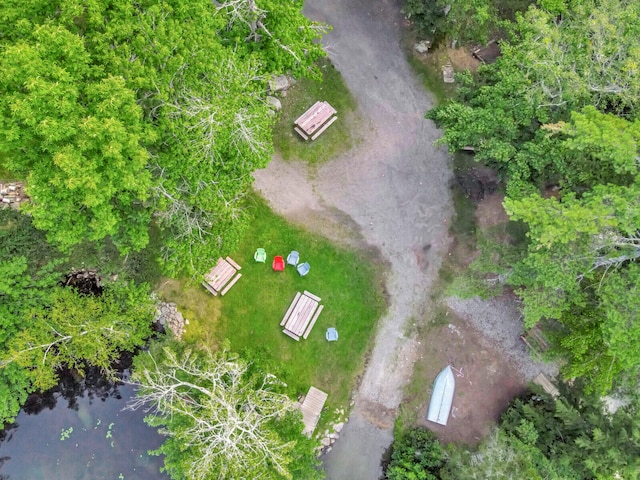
xmin=254 ymin=248 xmax=267 ymax=263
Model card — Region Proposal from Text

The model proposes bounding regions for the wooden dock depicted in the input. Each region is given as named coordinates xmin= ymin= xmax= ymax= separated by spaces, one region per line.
xmin=281 ymin=291 xmax=324 ymax=341
xmin=202 ymin=257 xmax=242 ymax=296
xmin=299 ymin=386 xmax=328 ymax=436
xmin=294 ymin=101 xmax=337 ymax=141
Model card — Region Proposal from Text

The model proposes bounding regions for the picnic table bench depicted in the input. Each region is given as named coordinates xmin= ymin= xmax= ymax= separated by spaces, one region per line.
xmin=280 ymin=291 xmax=324 ymax=341
xmin=202 ymin=257 xmax=242 ymax=296
xmin=294 ymin=101 xmax=337 ymax=141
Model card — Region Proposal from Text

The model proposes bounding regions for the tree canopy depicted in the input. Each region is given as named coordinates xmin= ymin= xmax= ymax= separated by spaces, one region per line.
xmin=129 ymin=342 xmax=322 ymax=480
xmin=0 ymin=208 xmax=156 ymax=423
xmin=5 ymin=281 xmax=154 ymax=391
xmin=0 ymin=0 xmax=327 ymax=276
xmin=428 ymin=0 xmax=640 ymax=393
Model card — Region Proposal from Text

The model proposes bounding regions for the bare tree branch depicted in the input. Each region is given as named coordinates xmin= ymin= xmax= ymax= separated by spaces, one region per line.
xmin=127 ymin=347 xmax=297 ymax=479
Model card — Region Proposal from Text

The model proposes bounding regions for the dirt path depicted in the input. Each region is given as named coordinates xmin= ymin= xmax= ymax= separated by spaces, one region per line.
xmin=253 ymin=1 xmax=453 ymax=477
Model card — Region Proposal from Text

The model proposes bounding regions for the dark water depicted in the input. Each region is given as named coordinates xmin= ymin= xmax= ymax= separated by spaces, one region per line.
xmin=0 ymin=365 xmax=168 ymax=480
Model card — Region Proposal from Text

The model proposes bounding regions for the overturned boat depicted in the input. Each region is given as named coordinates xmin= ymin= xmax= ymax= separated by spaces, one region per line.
xmin=427 ymin=365 xmax=455 ymax=426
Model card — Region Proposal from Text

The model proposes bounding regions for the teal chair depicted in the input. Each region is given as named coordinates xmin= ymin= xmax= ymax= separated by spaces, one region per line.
xmin=296 ymin=262 xmax=310 ymax=276
xmin=326 ymin=328 xmax=338 ymax=342
xmin=287 ymin=250 xmax=300 ymax=266
xmin=254 ymin=248 xmax=266 ymax=263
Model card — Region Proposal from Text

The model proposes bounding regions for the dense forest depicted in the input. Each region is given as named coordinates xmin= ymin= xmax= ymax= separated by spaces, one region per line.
xmin=387 ymin=0 xmax=640 ymax=477
xmin=424 ymin=0 xmax=640 ymax=395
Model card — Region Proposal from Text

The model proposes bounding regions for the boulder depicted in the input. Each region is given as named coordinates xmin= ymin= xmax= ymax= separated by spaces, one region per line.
xmin=266 ymin=96 xmax=282 ymax=112
xmin=442 ymin=63 xmax=455 ymax=83
xmin=269 ymin=75 xmax=292 ymax=92
xmin=154 ymin=301 xmax=188 ymax=339
xmin=414 ymin=40 xmax=432 ymax=54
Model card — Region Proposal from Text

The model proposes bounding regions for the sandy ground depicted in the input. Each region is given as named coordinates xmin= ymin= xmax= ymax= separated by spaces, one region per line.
xmin=254 ymin=0 xmax=452 ymax=478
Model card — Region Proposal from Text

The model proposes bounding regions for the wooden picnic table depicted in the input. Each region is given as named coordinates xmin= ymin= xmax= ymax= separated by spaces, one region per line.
xmin=202 ymin=257 xmax=242 ymax=296
xmin=294 ymin=101 xmax=337 ymax=141
xmin=280 ymin=291 xmax=324 ymax=341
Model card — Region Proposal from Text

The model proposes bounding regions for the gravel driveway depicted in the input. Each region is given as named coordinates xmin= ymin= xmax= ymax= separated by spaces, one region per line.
xmin=253 ymin=0 xmax=453 ymax=478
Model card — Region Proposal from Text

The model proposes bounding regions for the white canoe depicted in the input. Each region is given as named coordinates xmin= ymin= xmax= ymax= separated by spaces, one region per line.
xmin=427 ymin=365 xmax=455 ymax=426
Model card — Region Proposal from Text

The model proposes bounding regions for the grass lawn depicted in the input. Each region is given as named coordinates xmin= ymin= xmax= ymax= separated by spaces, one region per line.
xmin=272 ymin=57 xmax=360 ymax=165
xmin=158 ymin=195 xmax=386 ymax=411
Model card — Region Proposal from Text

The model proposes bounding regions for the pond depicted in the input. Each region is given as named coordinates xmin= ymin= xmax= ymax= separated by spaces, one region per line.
xmin=0 ymin=361 xmax=168 ymax=480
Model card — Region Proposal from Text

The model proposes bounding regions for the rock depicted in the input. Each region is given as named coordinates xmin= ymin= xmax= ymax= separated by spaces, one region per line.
xmin=321 ymin=437 xmax=331 ymax=447
xmin=333 ymin=422 xmax=344 ymax=433
xmin=266 ymin=96 xmax=282 ymax=112
xmin=442 ymin=63 xmax=455 ymax=83
xmin=154 ymin=301 xmax=187 ymax=339
xmin=414 ymin=40 xmax=432 ymax=54
xmin=269 ymin=75 xmax=291 ymax=92
xmin=325 ymin=446 xmax=332 ymax=454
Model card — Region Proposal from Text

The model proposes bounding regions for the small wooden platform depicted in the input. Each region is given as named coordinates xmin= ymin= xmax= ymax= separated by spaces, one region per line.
xmin=533 ymin=373 xmax=560 ymax=398
xmin=202 ymin=257 xmax=241 ymax=296
xmin=299 ymin=386 xmax=328 ymax=436
xmin=294 ymin=101 xmax=337 ymax=141
xmin=281 ymin=291 xmax=323 ymax=341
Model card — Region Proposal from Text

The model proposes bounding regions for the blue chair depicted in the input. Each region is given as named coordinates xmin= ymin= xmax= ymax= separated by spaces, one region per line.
xmin=326 ymin=328 xmax=338 ymax=342
xmin=287 ymin=250 xmax=300 ymax=266
xmin=296 ymin=262 xmax=310 ymax=277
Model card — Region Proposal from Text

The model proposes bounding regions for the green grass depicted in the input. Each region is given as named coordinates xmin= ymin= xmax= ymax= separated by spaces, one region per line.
xmin=396 ymin=359 xmax=431 ymax=433
xmin=159 ymin=195 xmax=387 ymax=411
xmin=272 ymin=57 xmax=359 ymax=165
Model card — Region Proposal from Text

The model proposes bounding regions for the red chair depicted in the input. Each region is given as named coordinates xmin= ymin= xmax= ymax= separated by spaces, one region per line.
xmin=272 ymin=256 xmax=285 ymax=272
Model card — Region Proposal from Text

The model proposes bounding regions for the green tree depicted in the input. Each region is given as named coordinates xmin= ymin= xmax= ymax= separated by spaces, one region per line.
xmin=129 ymin=343 xmax=322 ymax=480
xmin=0 ymin=24 xmax=153 ymax=252
xmin=403 ymin=0 xmax=504 ymax=45
xmin=0 ymin=0 xmax=327 ymax=276
xmin=539 ymin=107 xmax=640 ymax=190
xmin=505 ymin=184 xmax=640 ymax=392
xmin=500 ymin=384 xmax=640 ymax=479
xmin=441 ymin=429 xmax=565 ymax=480
xmin=428 ymin=0 xmax=640 ymax=196
xmin=2 ymin=282 xmax=154 ymax=391
xmin=0 ymin=209 xmax=67 ymax=423
xmin=386 ymin=427 xmax=445 ymax=480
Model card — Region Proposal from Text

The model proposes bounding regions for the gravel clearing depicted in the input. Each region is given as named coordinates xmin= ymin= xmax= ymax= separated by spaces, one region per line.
xmin=254 ymin=0 xmax=556 ymax=477
xmin=446 ymin=295 xmax=559 ymax=381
